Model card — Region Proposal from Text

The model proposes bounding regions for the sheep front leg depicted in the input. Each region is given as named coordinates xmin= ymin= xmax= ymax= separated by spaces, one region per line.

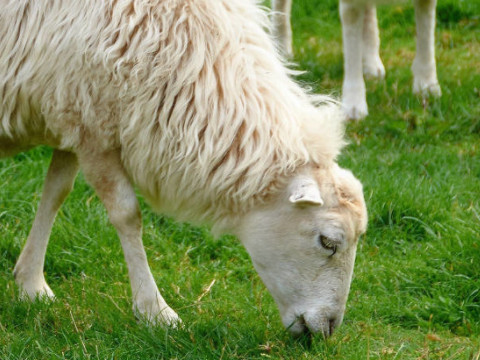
xmin=14 ymin=150 xmax=78 ymax=300
xmin=340 ymin=0 xmax=368 ymax=120
xmin=412 ymin=0 xmax=441 ymax=96
xmin=78 ymin=149 xmax=180 ymax=327
xmin=272 ymin=0 xmax=293 ymax=56
xmin=362 ymin=5 xmax=385 ymax=79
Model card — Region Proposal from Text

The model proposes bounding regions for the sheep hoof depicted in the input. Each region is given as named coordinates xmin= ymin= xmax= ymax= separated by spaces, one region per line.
xmin=345 ymin=106 xmax=368 ymax=121
xmin=363 ymin=58 xmax=385 ymax=79
xmin=134 ymin=302 xmax=182 ymax=328
xmin=342 ymin=98 xmax=368 ymax=121
xmin=342 ymin=82 xmax=368 ymax=120
xmin=413 ymin=79 xmax=442 ymax=97
xmin=17 ymin=280 xmax=55 ymax=301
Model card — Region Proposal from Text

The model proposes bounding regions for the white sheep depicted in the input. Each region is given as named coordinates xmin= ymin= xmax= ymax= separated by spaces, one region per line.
xmin=0 ymin=0 xmax=367 ymax=337
xmin=272 ymin=0 xmax=441 ymax=120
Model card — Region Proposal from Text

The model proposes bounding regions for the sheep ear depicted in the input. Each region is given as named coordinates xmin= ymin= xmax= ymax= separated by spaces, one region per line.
xmin=289 ymin=177 xmax=324 ymax=206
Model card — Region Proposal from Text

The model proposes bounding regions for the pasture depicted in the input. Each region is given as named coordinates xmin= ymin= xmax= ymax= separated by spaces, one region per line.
xmin=0 ymin=0 xmax=479 ymax=358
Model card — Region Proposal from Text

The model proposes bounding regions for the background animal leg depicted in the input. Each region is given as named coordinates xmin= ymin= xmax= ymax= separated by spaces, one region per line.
xmin=412 ymin=0 xmax=441 ymax=96
xmin=14 ymin=150 xmax=79 ymax=300
xmin=362 ymin=5 xmax=385 ymax=79
xmin=78 ymin=150 xmax=180 ymax=326
xmin=340 ymin=1 xmax=368 ymax=120
xmin=272 ymin=0 xmax=293 ymax=56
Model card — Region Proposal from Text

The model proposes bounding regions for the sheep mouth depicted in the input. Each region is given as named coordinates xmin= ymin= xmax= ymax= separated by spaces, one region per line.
xmin=287 ymin=314 xmax=338 ymax=339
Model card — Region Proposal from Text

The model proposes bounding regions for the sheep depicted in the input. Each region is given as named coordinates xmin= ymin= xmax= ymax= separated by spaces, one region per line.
xmin=0 ymin=0 xmax=367 ymax=337
xmin=272 ymin=0 xmax=441 ymax=120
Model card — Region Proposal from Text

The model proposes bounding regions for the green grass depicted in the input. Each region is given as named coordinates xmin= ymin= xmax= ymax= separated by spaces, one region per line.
xmin=1 ymin=0 xmax=480 ymax=358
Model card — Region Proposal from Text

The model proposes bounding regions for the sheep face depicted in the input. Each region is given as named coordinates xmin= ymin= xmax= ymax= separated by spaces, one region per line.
xmin=236 ymin=165 xmax=367 ymax=337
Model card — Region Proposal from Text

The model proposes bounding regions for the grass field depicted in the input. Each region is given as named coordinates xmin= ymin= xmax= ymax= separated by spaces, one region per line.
xmin=1 ymin=0 xmax=480 ymax=359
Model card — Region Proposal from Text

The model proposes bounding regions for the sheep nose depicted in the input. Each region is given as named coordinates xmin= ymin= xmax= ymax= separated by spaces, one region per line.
xmin=287 ymin=313 xmax=341 ymax=338
xmin=327 ymin=317 xmax=337 ymax=337
xmin=302 ymin=315 xmax=339 ymax=338
xmin=316 ymin=316 xmax=339 ymax=338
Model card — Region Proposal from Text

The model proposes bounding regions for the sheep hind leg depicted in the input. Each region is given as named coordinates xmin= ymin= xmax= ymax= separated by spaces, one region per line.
xmin=362 ymin=5 xmax=385 ymax=79
xmin=14 ymin=150 xmax=79 ymax=300
xmin=272 ymin=0 xmax=293 ymax=57
xmin=412 ymin=0 xmax=441 ymax=96
xmin=77 ymin=149 xmax=180 ymax=327
xmin=340 ymin=0 xmax=368 ymax=120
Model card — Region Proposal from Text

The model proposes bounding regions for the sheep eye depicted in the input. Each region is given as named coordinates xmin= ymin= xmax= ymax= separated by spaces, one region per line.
xmin=318 ymin=235 xmax=337 ymax=256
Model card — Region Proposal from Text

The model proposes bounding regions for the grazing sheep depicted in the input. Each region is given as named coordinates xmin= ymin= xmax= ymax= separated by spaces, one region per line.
xmin=272 ymin=0 xmax=441 ymax=120
xmin=0 ymin=0 xmax=367 ymax=337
